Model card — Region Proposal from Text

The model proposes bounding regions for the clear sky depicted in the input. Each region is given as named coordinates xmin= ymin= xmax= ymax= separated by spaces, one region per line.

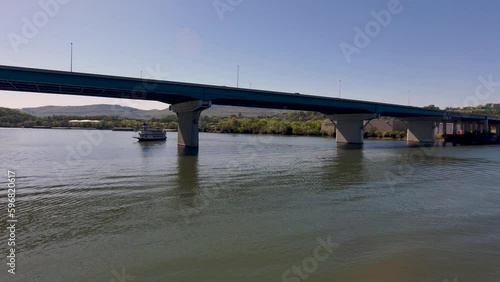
xmin=1 ymin=0 xmax=499 ymax=110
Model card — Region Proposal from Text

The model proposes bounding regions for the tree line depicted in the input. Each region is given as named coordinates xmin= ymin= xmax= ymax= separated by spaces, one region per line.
xmin=199 ymin=112 xmax=332 ymax=136
xmin=0 ymin=107 xmax=405 ymax=139
xmin=0 ymin=108 xmax=178 ymax=129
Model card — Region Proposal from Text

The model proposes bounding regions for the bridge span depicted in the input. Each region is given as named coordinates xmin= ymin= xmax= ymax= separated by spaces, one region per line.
xmin=1 ymin=65 xmax=499 ymax=147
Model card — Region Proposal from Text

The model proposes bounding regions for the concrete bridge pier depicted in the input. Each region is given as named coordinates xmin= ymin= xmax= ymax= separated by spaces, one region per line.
xmin=440 ymin=121 xmax=448 ymax=137
xmin=170 ymin=100 xmax=212 ymax=147
xmin=483 ymin=119 xmax=489 ymax=134
xmin=462 ymin=122 xmax=467 ymax=134
xmin=452 ymin=121 xmax=458 ymax=134
xmin=329 ymin=114 xmax=378 ymax=144
xmin=406 ymin=118 xmax=437 ymax=143
xmin=463 ymin=122 xmax=471 ymax=134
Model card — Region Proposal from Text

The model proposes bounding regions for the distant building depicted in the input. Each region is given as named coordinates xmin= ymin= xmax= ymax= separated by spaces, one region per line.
xmin=68 ymin=120 xmax=101 ymax=126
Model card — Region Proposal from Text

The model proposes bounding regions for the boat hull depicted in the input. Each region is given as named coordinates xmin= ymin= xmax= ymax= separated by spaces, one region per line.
xmin=134 ymin=137 xmax=167 ymax=142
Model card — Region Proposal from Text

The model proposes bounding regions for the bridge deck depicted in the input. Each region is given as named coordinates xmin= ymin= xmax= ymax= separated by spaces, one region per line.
xmin=0 ymin=65 xmax=499 ymax=123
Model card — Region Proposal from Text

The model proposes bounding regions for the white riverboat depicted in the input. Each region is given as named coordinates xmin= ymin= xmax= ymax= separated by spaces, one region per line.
xmin=134 ymin=124 xmax=167 ymax=141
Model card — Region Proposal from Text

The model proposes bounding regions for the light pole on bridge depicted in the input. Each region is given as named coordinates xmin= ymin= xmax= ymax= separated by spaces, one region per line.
xmin=237 ymin=65 xmax=240 ymax=88
xmin=338 ymin=80 xmax=342 ymax=98
xmin=70 ymin=43 xmax=73 ymax=72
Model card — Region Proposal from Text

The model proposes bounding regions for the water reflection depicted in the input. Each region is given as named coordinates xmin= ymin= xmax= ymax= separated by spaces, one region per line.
xmin=175 ymin=147 xmax=207 ymax=222
xmin=406 ymin=142 xmax=439 ymax=148
xmin=336 ymin=143 xmax=364 ymax=150
xmin=4 ymin=130 xmax=500 ymax=281
xmin=176 ymin=147 xmax=199 ymax=199
xmin=137 ymin=141 xmax=167 ymax=157
xmin=323 ymin=144 xmax=367 ymax=188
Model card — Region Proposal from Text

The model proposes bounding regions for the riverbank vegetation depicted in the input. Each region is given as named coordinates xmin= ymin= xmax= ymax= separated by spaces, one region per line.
xmin=199 ymin=112 xmax=330 ymax=136
xmin=0 ymin=107 xmax=332 ymax=136
xmin=4 ymin=105 xmax=498 ymax=139
xmin=0 ymin=107 xmax=177 ymax=129
xmin=364 ymin=128 xmax=406 ymax=139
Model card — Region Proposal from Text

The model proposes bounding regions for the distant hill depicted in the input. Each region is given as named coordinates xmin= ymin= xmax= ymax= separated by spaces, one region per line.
xmin=20 ymin=104 xmax=288 ymax=119
xmin=20 ymin=105 xmax=172 ymax=119
xmin=0 ymin=107 xmax=38 ymax=126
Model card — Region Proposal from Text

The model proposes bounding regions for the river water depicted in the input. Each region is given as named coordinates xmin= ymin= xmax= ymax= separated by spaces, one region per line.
xmin=0 ymin=128 xmax=499 ymax=282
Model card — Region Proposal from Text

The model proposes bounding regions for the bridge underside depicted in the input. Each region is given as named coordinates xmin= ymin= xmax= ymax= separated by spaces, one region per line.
xmin=0 ymin=78 xmax=407 ymax=116
xmin=1 ymin=65 xmax=499 ymax=147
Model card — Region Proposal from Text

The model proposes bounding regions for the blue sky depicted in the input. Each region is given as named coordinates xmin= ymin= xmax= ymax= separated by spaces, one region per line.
xmin=1 ymin=0 xmax=499 ymax=110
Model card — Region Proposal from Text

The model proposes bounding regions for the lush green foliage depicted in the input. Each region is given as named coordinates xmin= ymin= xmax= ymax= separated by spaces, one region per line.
xmin=445 ymin=103 xmax=500 ymax=116
xmin=200 ymin=112 xmax=331 ymax=136
xmin=0 ymin=107 xmax=178 ymax=129
xmin=0 ymin=107 xmax=424 ymax=140
xmin=364 ymin=128 xmax=406 ymax=139
xmin=423 ymin=104 xmax=440 ymax=110
xmin=0 ymin=107 xmax=38 ymax=127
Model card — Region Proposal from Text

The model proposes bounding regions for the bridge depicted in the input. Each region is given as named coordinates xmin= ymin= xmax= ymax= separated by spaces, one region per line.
xmin=1 ymin=65 xmax=499 ymax=147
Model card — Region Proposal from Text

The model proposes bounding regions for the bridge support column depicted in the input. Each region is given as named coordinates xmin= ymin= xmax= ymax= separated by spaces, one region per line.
xmin=473 ymin=122 xmax=479 ymax=133
xmin=169 ymin=100 xmax=211 ymax=147
xmin=440 ymin=122 xmax=448 ymax=136
xmin=329 ymin=114 xmax=377 ymax=144
xmin=463 ymin=122 xmax=470 ymax=134
xmin=406 ymin=119 xmax=437 ymax=143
